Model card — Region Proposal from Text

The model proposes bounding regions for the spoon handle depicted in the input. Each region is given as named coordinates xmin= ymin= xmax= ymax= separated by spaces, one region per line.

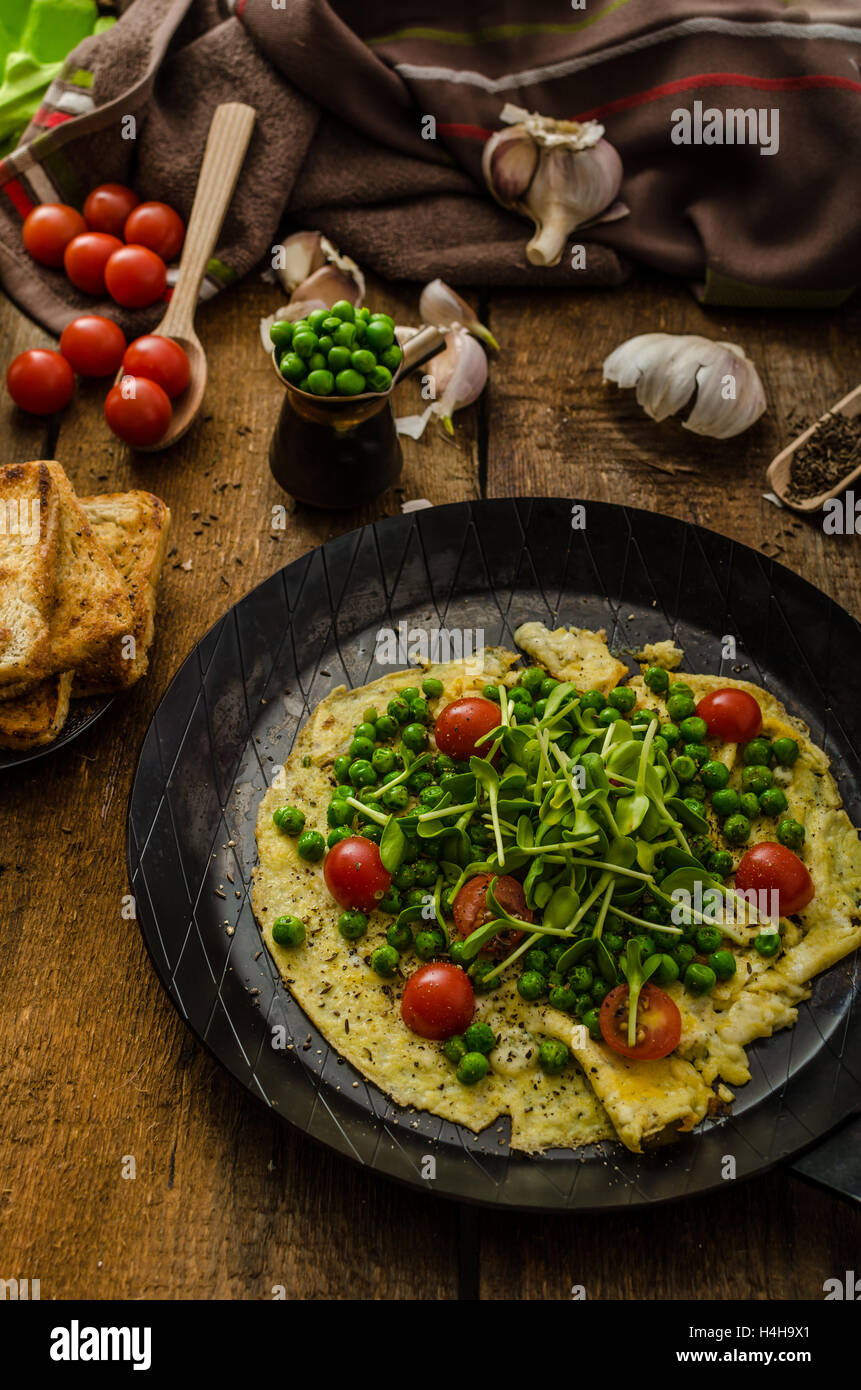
xmin=159 ymin=102 xmax=256 ymax=336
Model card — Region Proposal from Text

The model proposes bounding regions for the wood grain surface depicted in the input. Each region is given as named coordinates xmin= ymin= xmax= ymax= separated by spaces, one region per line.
xmin=0 ymin=268 xmax=858 ymax=1302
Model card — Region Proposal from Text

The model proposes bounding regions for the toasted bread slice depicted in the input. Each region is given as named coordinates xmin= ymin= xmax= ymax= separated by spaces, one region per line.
xmin=75 ymin=491 xmax=171 ymax=695
xmin=0 ymin=671 xmax=73 ymax=749
xmin=0 ymin=461 xmax=61 ymax=690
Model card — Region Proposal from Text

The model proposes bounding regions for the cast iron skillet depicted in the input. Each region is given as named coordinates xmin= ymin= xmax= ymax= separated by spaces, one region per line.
xmin=127 ymin=499 xmax=861 ymax=1210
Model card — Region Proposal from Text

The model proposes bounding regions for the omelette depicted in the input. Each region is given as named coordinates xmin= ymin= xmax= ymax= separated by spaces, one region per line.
xmin=252 ymin=623 xmax=861 ymax=1154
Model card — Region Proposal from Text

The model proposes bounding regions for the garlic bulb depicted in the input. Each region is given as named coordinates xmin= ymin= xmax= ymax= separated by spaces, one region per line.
xmin=482 ymin=102 xmax=627 ymax=267
xmin=419 ymin=278 xmax=499 ymax=351
xmin=396 ymin=329 xmax=488 ymax=439
xmin=603 ymin=334 xmax=767 ymax=440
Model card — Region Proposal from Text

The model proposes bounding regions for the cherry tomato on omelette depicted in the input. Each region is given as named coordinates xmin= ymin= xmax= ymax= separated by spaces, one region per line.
xmin=122 ymin=335 xmax=190 ymax=398
xmin=83 ymin=183 xmax=139 ymax=238
xmin=696 ymin=688 xmax=763 ymax=743
xmin=22 ymin=203 xmax=86 ymax=267
xmin=104 ymin=376 xmax=171 ymax=448
xmin=124 ymin=201 xmax=185 ymax=261
xmin=735 ymin=841 xmax=814 ymax=917
xmin=599 ymin=983 xmax=682 ymax=1061
xmin=59 ymin=315 xmax=126 ymax=377
xmin=104 ymin=244 xmax=167 ymax=309
xmin=63 ymin=232 xmax=123 ymax=295
xmin=323 ymin=836 xmax=391 ymax=912
xmin=434 ymin=696 xmax=500 ymax=762
xmin=6 ymin=349 xmax=74 ymax=414
xmin=401 ymin=962 xmax=475 ymax=1039
xmin=453 ymin=872 xmax=531 ymax=958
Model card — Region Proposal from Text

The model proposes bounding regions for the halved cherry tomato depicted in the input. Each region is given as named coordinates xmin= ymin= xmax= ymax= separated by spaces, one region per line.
xmin=83 ymin=184 xmax=139 ymax=238
xmin=104 ymin=244 xmax=167 ymax=309
xmin=63 ymin=232 xmax=123 ymax=295
xmin=696 ymin=688 xmax=763 ymax=743
xmin=735 ymin=841 xmax=814 ymax=917
xmin=401 ymin=962 xmax=474 ymax=1039
xmin=60 ymin=315 xmax=126 ymax=377
xmin=122 ymin=335 xmax=190 ymax=398
xmin=453 ymin=872 xmax=531 ymax=958
xmin=599 ymin=982 xmax=682 ymax=1061
xmin=6 ymin=349 xmax=74 ymax=414
xmin=22 ymin=203 xmax=86 ymax=267
xmin=323 ymin=836 xmax=391 ymax=912
xmin=434 ymin=696 xmax=500 ymax=761
xmin=104 ymin=376 xmax=171 ymax=447
xmin=124 ymin=202 xmax=185 ymax=260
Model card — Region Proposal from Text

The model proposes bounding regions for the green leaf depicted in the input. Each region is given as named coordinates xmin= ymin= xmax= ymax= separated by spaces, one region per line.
xmin=379 ymin=815 xmax=406 ymax=872
xmin=594 ymin=938 xmax=617 ymax=983
xmin=666 ymin=797 xmax=709 ymax=834
xmin=555 ymin=935 xmax=594 ymax=975
xmin=516 ymin=815 xmax=534 ymax=850
xmin=543 ymin=885 xmax=580 ymax=931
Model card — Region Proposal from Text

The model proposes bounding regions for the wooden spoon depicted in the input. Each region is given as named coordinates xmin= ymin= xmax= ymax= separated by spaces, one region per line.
xmin=123 ymin=102 xmax=256 ymax=452
xmin=766 ymin=383 xmax=861 ymax=513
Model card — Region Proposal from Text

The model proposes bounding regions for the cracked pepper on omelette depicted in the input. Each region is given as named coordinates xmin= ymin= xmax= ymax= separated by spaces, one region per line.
xmin=252 ymin=623 xmax=861 ymax=1154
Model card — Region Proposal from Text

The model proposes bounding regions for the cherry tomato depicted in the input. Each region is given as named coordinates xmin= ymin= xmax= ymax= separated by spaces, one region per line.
xmin=453 ymin=872 xmax=532 ymax=958
xmin=124 ymin=201 xmax=185 ymax=260
xmin=401 ymin=962 xmax=474 ymax=1040
xmin=599 ymin=982 xmax=682 ymax=1061
xmin=104 ymin=376 xmax=171 ymax=448
xmin=122 ymin=334 xmax=190 ymax=398
xmin=696 ymin=688 xmax=763 ymax=744
xmin=60 ymin=315 xmax=126 ymax=377
xmin=735 ymin=841 xmax=814 ymax=917
xmin=434 ymin=697 xmax=500 ymax=762
xmin=323 ymin=836 xmax=391 ymax=912
xmin=63 ymin=232 xmax=123 ymax=295
xmin=22 ymin=203 xmax=87 ymax=267
xmin=6 ymin=349 xmax=74 ymax=414
xmin=104 ymin=245 xmax=167 ymax=309
xmin=83 ymin=184 xmax=139 ymax=238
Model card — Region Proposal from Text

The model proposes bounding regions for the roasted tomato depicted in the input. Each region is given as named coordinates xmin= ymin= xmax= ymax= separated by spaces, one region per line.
xmin=735 ymin=841 xmax=814 ymax=917
xmin=453 ymin=872 xmax=532 ymax=958
xmin=323 ymin=836 xmax=391 ymax=912
xmin=696 ymin=688 xmax=763 ymax=743
xmin=434 ymin=696 xmax=500 ymax=761
xmin=401 ymin=962 xmax=474 ymax=1039
xmin=599 ymin=983 xmax=682 ymax=1061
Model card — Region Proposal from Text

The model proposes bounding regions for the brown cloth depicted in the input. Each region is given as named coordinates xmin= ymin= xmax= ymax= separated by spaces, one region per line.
xmin=1 ymin=0 xmax=860 ymax=337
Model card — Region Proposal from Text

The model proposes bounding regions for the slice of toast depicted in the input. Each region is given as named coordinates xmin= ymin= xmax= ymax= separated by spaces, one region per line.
xmin=0 ymin=461 xmax=61 ymax=690
xmin=0 ymin=672 xmax=73 ymax=749
xmin=74 ymin=491 xmax=171 ymax=695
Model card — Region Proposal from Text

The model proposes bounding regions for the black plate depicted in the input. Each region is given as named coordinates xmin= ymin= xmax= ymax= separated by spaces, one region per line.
xmin=127 ymin=499 xmax=861 ymax=1210
xmin=0 ymin=693 xmax=112 ymax=771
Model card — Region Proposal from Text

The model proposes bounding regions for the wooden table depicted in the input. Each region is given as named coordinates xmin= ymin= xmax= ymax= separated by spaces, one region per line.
xmin=1 ymin=268 xmax=859 ymax=1301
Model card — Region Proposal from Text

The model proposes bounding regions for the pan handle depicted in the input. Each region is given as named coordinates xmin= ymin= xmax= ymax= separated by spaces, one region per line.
xmin=398 ymin=325 xmax=447 ymax=380
xmin=789 ymin=1113 xmax=861 ymax=1205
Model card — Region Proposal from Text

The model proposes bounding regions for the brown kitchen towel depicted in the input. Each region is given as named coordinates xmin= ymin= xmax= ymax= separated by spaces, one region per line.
xmin=0 ymin=0 xmax=860 ymax=338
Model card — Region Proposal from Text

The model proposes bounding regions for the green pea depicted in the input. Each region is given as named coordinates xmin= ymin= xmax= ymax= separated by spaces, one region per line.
xmin=652 ymin=735 xmax=669 ymax=757
xmin=380 ymin=785 xmax=408 ymax=812
xmin=333 ymin=754 xmax=351 ymax=782
xmin=468 ymin=960 xmax=496 ymax=993
xmin=348 ymin=759 xmax=377 ymax=788
xmin=327 ymin=826 xmax=352 ymax=848
xmin=331 ymin=299 xmax=355 ymax=322
xmin=349 ymin=735 xmax=374 ymax=761
xmin=270 ymin=319 xmax=294 ymax=349
xmin=447 ymin=938 xmax=468 ymax=967
xmin=401 ymin=722 xmax=427 ymax=753
xmin=326 ymin=800 xmax=353 ymax=829
xmin=684 ymin=962 xmax=716 ymax=995
xmin=517 ymin=970 xmax=548 ymax=1001
xmin=515 ymin=666 xmax=542 ymax=693
xmin=661 ymin=721 xmax=680 ymax=746
xmin=711 ymin=788 xmax=740 ymax=818
xmin=456 ymin=1051 xmax=489 ymax=1085
xmin=378 ymin=887 xmax=402 ymax=914
xmin=367 ymin=364 xmax=393 ymax=393
xmin=708 ymin=849 xmax=734 ymax=878
xmin=279 ymin=351 xmax=306 ymax=383
xmin=414 ymin=928 xmax=444 ymax=961
xmin=349 ymin=348 xmax=376 ymax=375
xmin=700 ymin=759 xmax=729 ymax=790
xmin=643 ymin=665 xmax=670 ymax=694
xmin=582 ymin=1007 xmax=602 ymax=1041
xmin=371 ymin=944 xmax=399 ymax=977
xmin=667 ymin=693 xmax=696 ymax=722
xmin=272 ymin=805 xmax=305 ymax=835
xmin=374 ymin=714 xmax=398 ymax=740
xmin=508 ymin=686 xmax=533 ymax=710
xmin=306 ymin=308 xmax=329 ymax=333
xmin=404 ymin=888 xmax=426 ymax=908
xmin=598 ymin=707 xmax=622 ymax=726
xmin=408 ymin=696 xmax=430 ymax=724
xmin=296 ymin=831 xmax=325 ymax=861
xmin=695 ymin=925 xmax=722 ymax=954
xmin=742 ymin=765 xmax=773 ymax=796
xmin=685 ymin=782 xmax=708 ymax=802
xmin=533 ymin=698 xmax=547 ymax=719
xmin=672 ymin=942 xmax=696 ymax=970
xmin=669 ymin=681 xmax=694 ymax=698
xmin=365 ymin=319 xmax=394 ymax=352
xmin=690 ymin=834 xmax=713 ymax=862
xmin=524 ymin=948 xmax=549 ymax=976
xmin=777 ymin=817 xmax=805 ymax=852
xmin=739 ymin=792 xmax=760 ymax=820
xmin=292 ymin=330 xmax=319 ymax=359
xmin=772 ymin=737 xmax=799 ymax=766
xmin=482 ymin=684 xmax=501 ymax=702
xmin=754 ymin=930 xmax=781 ymax=957
xmin=759 ymin=787 xmax=788 ymax=817
xmin=579 ymin=690 xmax=605 ymax=712
xmin=443 ymin=1034 xmax=467 ymax=1064
xmin=742 ymin=738 xmax=772 ymax=766
xmin=387 ymin=696 xmax=410 ymax=724
xmin=677 ymin=716 xmax=706 ymax=743
xmin=683 ymin=743 xmax=709 ymax=765
xmin=568 ymin=964 xmax=594 ymax=992
xmin=709 ymin=949 xmax=737 ymax=980
xmin=603 ymin=932 xmax=624 ymax=953
xmin=327 ymin=345 xmax=351 ymax=373
xmin=723 ymin=813 xmax=751 ymax=844
xmin=608 ymin=686 xmax=636 ymax=713
xmin=320 ymin=316 xmax=341 ymax=334
xmin=271 ymin=915 xmax=305 ymax=946
xmin=335 ymin=366 xmax=364 ymax=394
xmin=631 ymin=933 xmax=656 ymax=959
xmin=303 ymin=367 xmax=333 ymax=397
xmin=673 ymin=754 xmax=696 ymax=783
xmin=379 ymin=342 xmax=403 ymax=372
xmin=413 ymin=858 xmax=437 ymax=888
xmin=422 ymin=677 xmax=444 ymax=698
xmin=338 ymin=909 xmax=368 ymax=941
xmin=651 ymin=953 xmax=679 ymax=986
xmin=548 ymin=985 xmax=578 ymax=1011
xmin=316 ymin=335 xmax=333 ymax=355
xmin=463 ymin=1022 xmax=496 ymax=1055
xmin=538 ymin=1038 xmax=569 ymax=1075
xmin=418 ymin=784 xmax=445 ymax=809
xmin=391 ymin=862 xmax=415 ymax=892
xmin=371 ymin=747 xmax=395 ymax=777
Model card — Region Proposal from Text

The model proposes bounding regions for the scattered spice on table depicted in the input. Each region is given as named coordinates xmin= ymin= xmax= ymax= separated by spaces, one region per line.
xmin=786 ymin=410 xmax=861 ymax=501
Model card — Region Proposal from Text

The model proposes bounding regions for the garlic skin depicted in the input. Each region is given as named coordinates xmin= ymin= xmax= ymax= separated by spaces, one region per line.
xmin=396 ymin=329 xmax=488 ymax=439
xmin=419 ymin=278 xmax=499 ymax=351
xmin=273 ymin=231 xmax=365 ymax=304
xmin=603 ymin=333 xmax=767 ymax=440
xmin=482 ymin=102 xmax=627 ymax=268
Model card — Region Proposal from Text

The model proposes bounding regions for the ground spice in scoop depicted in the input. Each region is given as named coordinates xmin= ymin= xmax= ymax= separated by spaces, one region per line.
xmin=786 ymin=410 xmax=861 ymax=501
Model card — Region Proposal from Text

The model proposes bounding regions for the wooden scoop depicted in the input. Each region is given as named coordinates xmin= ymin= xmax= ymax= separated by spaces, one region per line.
xmin=766 ymin=383 xmax=861 ymax=513
xmin=126 ymin=102 xmax=256 ymax=452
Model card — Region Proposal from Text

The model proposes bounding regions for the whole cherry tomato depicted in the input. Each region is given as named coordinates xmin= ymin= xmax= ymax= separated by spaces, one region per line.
xmin=122 ymin=335 xmax=190 ymax=398
xmin=696 ymin=688 xmax=763 ymax=744
xmin=22 ymin=203 xmax=87 ymax=267
xmin=6 ymin=349 xmax=74 ymax=414
xmin=59 ymin=315 xmax=127 ymax=377
xmin=400 ymin=962 xmax=475 ymax=1039
xmin=735 ymin=841 xmax=814 ymax=917
xmin=434 ymin=696 xmax=501 ymax=761
xmin=63 ymin=232 xmax=123 ymax=295
xmin=104 ymin=376 xmax=172 ymax=447
xmin=83 ymin=184 xmax=139 ymax=238
xmin=124 ymin=201 xmax=185 ymax=260
xmin=104 ymin=245 xmax=167 ymax=309
xmin=323 ymin=836 xmax=391 ymax=912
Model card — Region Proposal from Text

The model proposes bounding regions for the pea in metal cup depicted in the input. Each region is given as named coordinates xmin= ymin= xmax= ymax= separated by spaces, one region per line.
xmin=269 ymin=324 xmax=445 ymax=508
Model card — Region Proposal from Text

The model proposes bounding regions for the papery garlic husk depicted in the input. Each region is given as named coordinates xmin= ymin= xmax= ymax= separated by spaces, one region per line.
xmin=602 ymin=333 xmax=767 ymax=440
xmin=482 ymin=101 xmax=627 ymax=267
xmin=396 ymin=329 xmax=488 ymax=439
xmin=273 ymin=231 xmax=365 ymax=304
xmin=419 ymin=278 xmax=499 ymax=351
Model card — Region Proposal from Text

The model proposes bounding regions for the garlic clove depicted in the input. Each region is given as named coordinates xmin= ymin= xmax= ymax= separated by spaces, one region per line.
xmin=274 ymin=231 xmax=328 ymax=294
xmin=428 ymin=329 xmax=488 ymax=428
xmin=290 ymin=263 xmax=362 ymax=310
xmin=418 ymin=278 xmax=499 ymax=351
xmin=482 ymin=127 xmax=539 ymax=204
xmin=603 ymin=333 xmax=766 ymax=440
